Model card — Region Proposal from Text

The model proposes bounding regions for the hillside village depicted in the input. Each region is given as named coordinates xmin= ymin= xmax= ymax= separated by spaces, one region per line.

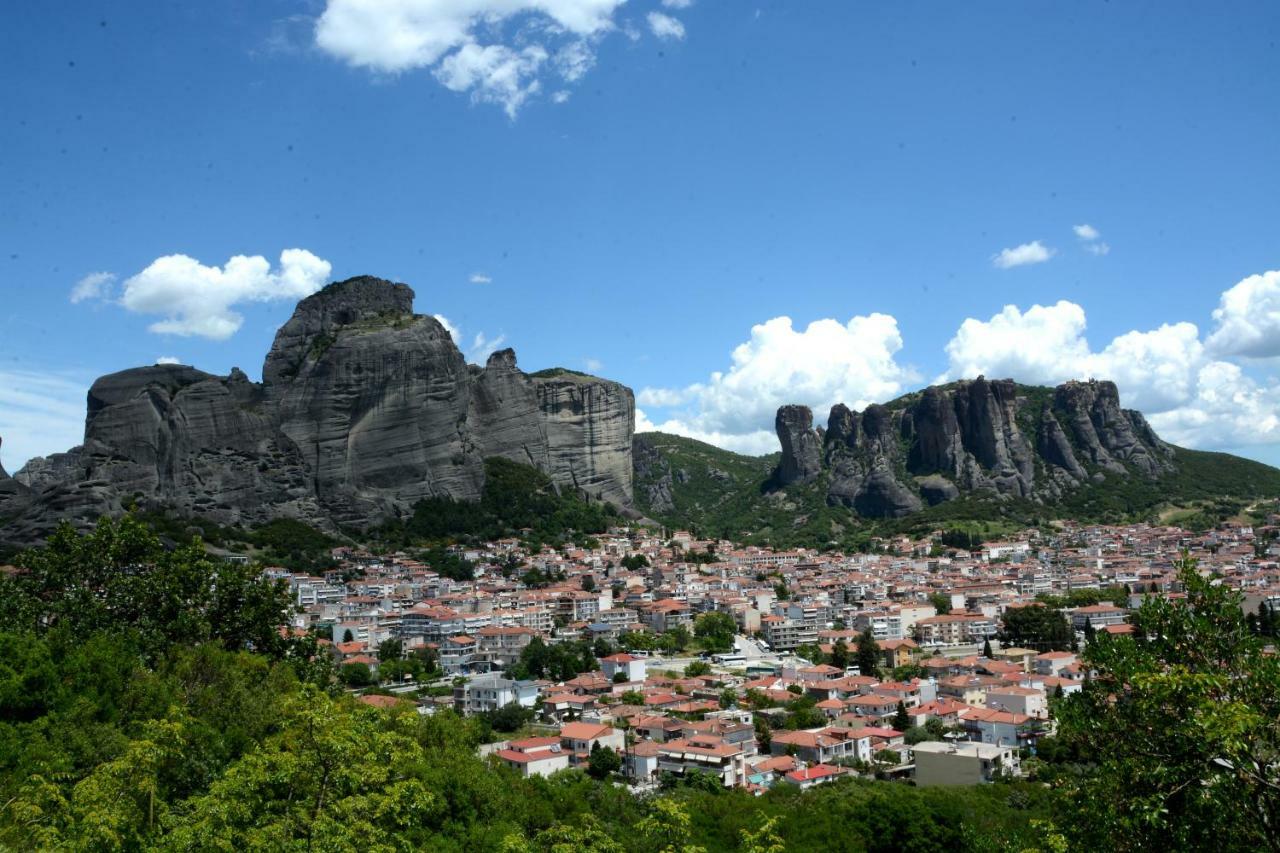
xmin=272 ymin=517 xmax=1280 ymax=792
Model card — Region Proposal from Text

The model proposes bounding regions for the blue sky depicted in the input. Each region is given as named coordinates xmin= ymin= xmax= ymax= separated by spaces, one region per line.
xmin=2 ymin=1 xmax=1279 ymax=471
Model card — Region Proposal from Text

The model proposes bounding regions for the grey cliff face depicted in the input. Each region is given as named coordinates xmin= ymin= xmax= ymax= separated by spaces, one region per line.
xmin=774 ymin=405 xmax=822 ymax=486
xmin=772 ymin=376 xmax=1176 ymax=519
xmin=534 ymin=372 xmax=635 ymax=507
xmin=1 ymin=276 xmax=635 ymax=543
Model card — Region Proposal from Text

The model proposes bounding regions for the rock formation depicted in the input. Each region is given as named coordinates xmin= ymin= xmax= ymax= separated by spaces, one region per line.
xmin=771 ymin=377 xmax=1174 ymax=518
xmin=774 ymin=405 xmax=822 ymax=486
xmin=1 ymin=276 xmax=634 ymax=542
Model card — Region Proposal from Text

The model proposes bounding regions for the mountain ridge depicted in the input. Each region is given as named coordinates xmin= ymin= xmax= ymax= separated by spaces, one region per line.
xmin=633 ymin=378 xmax=1280 ymax=546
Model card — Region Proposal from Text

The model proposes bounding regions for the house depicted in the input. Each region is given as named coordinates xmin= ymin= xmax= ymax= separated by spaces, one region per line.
xmin=559 ymin=721 xmax=625 ymax=765
xmin=986 ymin=686 xmax=1048 ymax=720
xmin=454 ymin=673 xmax=540 ymax=715
xmin=879 ymin=638 xmax=919 ymax=670
xmin=784 ymin=763 xmax=848 ymax=790
xmin=626 ymin=739 xmax=662 ymax=782
xmin=657 ymin=735 xmax=750 ymax=787
xmin=1071 ymin=604 xmax=1127 ymax=631
xmin=439 ymin=634 xmax=479 ymax=674
xmin=913 ymin=740 xmax=1020 ymax=785
xmin=1034 ymin=651 xmax=1077 ymax=676
xmin=600 ymin=652 xmax=647 ymax=683
xmin=496 ymin=736 xmax=570 ymax=778
xmin=769 ymin=730 xmax=857 ymax=765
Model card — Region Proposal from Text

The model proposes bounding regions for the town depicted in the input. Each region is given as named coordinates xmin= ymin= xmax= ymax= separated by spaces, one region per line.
xmin=275 ymin=517 xmax=1280 ymax=792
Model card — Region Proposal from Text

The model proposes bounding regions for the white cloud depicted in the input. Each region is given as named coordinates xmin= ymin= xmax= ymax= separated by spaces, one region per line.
xmin=70 ymin=271 xmax=116 ymax=304
xmin=1206 ymin=269 xmax=1280 ymax=359
xmin=992 ymin=240 xmax=1054 ymax=269
xmin=120 ymin=249 xmax=332 ymax=340
xmin=662 ymin=0 xmax=692 ymax=8
xmin=584 ymin=357 xmax=603 ymax=373
xmin=636 ymin=408 xmax=779 ymax=455
xmin=314 ymin=0 xmax=632 ymax=116
xmin=640 ymin=313 xmax=916 ymax=454
xmin=941 ymin=296 xmax=1280 ymax=451
xmin=0 ymin=369 xmax=89 ymax=473
xmin=551 ymin=90 xmax=571 ymax=103
xmin=156 ymin=356 xmax=182 ymax=365
xmin=432 ymin=313 xmax=506 ymax=364
xmin=1073 ymin=223 xmax=1109 ymax=256
xmin=467 ymin=331 xmax=508 ymax=362
xmin=435 ymin=42 xmax=548 ymax=118
xmin=469 ymin=272 xmax=492 ymax=284
xmin=647 ymin=11 xmax=685 ymax=39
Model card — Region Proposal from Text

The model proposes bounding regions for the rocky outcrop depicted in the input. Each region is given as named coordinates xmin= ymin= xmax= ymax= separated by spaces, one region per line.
xmin=535 ymin=371 xmax=635 ymax=507
xmin=13 ymin=448 xmax=84 ymax=492
xmin=774 ymin=405 xmax=822 ymax=486
xmin=771 ymin=376 xmax=1176 ymax=518
xmin=632 ymin=436 xmax=676 ymax=515
xmin=1 ymin=276 xmax=635 ymax=543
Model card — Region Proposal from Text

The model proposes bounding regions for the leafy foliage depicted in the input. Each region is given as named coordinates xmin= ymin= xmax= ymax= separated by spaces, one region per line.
xmin=380 ymin=458 xmax=617 ymax=549
xmin=1054 ymin=555 xmax=1280 ymax=852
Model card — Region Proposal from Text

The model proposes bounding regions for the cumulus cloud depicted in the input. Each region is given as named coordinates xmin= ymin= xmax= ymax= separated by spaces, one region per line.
xmin=69 ymin=271 xmax=116 ymax=304
xmin=314 ymin=0 xmax=651 ymax=116
xmin=584 ymin=357 xmax=604 ymax=373
xmin=115 ymin=249 xmax=331 ymax=340
xmin=1072 ymin=224 xmax=1100 ymax=241
xmin=1206 ymin=269 xmax=1280 ymax=359
xmin=662 ymin=0 xmax=693 ymax=7
xmin=469 ymin=272 xmax=492 ymax=284
xmin=647 ymin=11 xmax=685 ymax=39
xmin=992 ymin=240 xmax=1054 ymax=269
xmin=639 ymin=313 xmax=916 ymax=454
xmin=0 ymin=369 xmax=89 ymax=472
xmin=156 ymin=356 xmax=182 ymax=365
xmin=940 ymin=293 xmax=1280 ymax=451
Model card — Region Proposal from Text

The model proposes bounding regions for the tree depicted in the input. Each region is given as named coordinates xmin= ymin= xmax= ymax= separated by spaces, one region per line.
xmin=161 ymin=689 xmax=436 ymax=850
xmin=342 ymin=629 xmax=355 ymax=644
xmin=855 ymin=629 xmax=881 ymax=679
xmin=693 ymin=611 xmax=736 ymax=653
xmin=637 ymin=798 xmax=706 ymax=853
xmin=487 ymin=702 xmax=534 ymax=733
xmin=340 ymin=662 xmax=373 ymax=687
xmin=684 ymin=660 xmax=711 ymax=677
xmin=619 ymin=690 xmax=645 ymax=706
xmin=581 ymin=575 xmax=596 ymax=593
xmin=740 ymin=815 xmax=786 ymax=853
xmin=982 ymin=638 xmax=994 ymax=658
xmin=587 ymin=743 xmax=621 ymax=780
xmin=1000 ymin=604 xmax=1072 ymax=651
xmin=718 ymin=688 xmax=737 ymax=709
xmin=892 ymin=701 xmax=910 ymax=732
xmin=378 ymin=638 xmax=403 ymax=661
xmin=928 ymin=592 xmax=952 ymax=615
xmin=1055 ymin=554 xmax=1280 ymax=852
xmin=829 ymin=638 xmax=850 ymax=670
